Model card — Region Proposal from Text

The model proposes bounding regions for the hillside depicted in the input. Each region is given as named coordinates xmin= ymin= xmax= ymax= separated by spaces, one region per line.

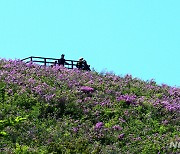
xmin=0 ymin=59 xmax=179 ymax=153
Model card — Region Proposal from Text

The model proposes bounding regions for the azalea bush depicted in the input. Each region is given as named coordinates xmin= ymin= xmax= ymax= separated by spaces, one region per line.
xmin=0 ymin=59 xmax=179 ymax=153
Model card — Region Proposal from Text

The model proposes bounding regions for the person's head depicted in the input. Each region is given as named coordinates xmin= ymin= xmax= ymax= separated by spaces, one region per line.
xmin=79 ymin=57 xmax=83 ymax=61
xmin=61 ymin=54 xmax=65 ymax=58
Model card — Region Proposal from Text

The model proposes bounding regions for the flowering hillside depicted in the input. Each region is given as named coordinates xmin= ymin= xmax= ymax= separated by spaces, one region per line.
xmin=0 ymin=59 xmax=180 ymax=153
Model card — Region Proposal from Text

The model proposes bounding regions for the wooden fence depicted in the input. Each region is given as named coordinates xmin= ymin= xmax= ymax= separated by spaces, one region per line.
xmin=21 ymin=56 xmax=79 ymax=69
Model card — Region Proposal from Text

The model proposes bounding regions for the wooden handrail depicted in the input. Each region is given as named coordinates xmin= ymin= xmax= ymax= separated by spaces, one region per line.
xmin=28 ymin=56 xmax=79 ymax=62
xmin=21 ymin=57 xmax=31 ymax=61
xmin=21 ymin=56 xmax=79 ymax=69
xmin=22 ymin=56 xmax=79 ymax=62
xmin=30 ymin=56 xmax=59 ymax=61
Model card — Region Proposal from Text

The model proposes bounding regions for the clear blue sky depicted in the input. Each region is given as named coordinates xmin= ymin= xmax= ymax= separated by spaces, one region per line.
xmin=0 ymin=0 xmax=179 ymax=87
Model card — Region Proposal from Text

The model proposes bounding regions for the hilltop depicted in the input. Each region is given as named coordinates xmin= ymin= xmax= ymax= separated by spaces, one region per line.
xmin=0 ymin=59 xmax=180 ymax=153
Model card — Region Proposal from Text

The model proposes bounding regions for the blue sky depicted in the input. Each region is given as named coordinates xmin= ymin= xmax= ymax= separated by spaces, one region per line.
xmin=0 ymin=0 xmax=179 ymax=87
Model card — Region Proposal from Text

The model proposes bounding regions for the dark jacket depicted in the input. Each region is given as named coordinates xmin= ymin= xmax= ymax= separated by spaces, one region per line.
xmin=83 ymin=60 xmax=91 ymax=71
xmin=58 ymin=58 xmax=66 ymax=66
xmin=76 ymin=61 xmax=83 ymax=69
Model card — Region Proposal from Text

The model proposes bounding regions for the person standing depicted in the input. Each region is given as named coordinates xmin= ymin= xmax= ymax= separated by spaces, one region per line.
xmin=58 ymin=54 xmax=68 ymax=66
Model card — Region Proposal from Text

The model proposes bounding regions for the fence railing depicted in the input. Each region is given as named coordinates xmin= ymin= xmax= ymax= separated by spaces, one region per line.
xmin=21 ymin=56 xmax=79 ymax=69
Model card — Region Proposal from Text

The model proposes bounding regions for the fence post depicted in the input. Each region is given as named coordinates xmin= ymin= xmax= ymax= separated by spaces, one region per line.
xmin=72 ymin=61 xmax=73 ymax=69
xmin=30 ymin=57 xmax=33 ymax=62
xmin=44 ymin=58 xmax=47 ymax=66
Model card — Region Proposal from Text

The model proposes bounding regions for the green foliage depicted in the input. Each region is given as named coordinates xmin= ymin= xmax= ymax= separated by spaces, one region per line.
xmin=0 ymin=116 xmax=27 ymax=137
xmin=14 ymin=143 xmax=30 ymax=154
xmin=0 ymin=60 xmax=179 ymax=153
xmin=0 ymin=82 xmax=5 ymax=103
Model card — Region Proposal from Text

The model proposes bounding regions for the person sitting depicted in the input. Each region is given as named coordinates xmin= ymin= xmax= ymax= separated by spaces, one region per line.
xmin=83 ymin=60 xmax=91 ymax=71
xmin=76 ymin=57 xmax=84 ymax=69
xmin=58 ymin=54 xmax=69 ymax=66
xmin=50 ymin=61 xmax=57 ymax=67
xmin=54 ymin=61 xmax=58 ymax=66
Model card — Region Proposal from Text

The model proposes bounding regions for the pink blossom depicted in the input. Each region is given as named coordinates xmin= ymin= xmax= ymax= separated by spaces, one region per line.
xmin=80 ymin=86 xmax=94 ymax=93
xmin=112 ymin=125 xmax=123 ymax=131
xmin=95 ymin=122 xmax=103 ymax=130
xmin=118 ymin=133 xmax=124 ymax=140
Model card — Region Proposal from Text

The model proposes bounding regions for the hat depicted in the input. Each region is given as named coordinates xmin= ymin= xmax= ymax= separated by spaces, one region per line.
xmin=61 ymin=54 xmax=65 ymax=56
xmin=79 ymin=57 xmax=83 ymax=60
